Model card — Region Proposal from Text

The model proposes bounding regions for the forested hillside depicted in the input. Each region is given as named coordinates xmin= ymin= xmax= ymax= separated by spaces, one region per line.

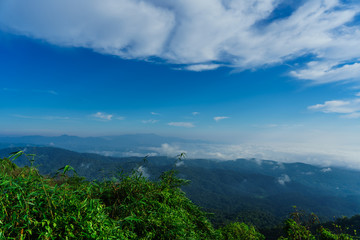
xmin=1 ymin=151 xmax=358 ymax=239
xmin=0 ymin=151 xmax=264 ymax=239
xmin=1 ymin=146 xmax=360 ymax=232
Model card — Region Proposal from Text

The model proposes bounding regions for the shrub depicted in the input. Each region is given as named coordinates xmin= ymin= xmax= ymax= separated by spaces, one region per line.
xmin=0 ymin=154 xmax=130 ymax=239
xmin=218 ymin=222 xmax=265 ymax=240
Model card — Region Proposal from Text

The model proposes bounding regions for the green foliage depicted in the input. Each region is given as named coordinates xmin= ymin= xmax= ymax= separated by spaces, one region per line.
xmin=320 ymin=215 xmax=360 ymax=238
xmin=317 ymin=227 xmax=355 ymax=240
xmin=279 ymin=218 xmax=316 ymax=240
xmin=218 ymin=222 xmax=265 ymax=240
xmin=2 ymin=151 xmax=358 ymax=240
xmin=278 ymin=208 xmax=357 ymax=240
xmin=94 ymin=169 xmax=219 ymax=239
xmin=0 ymin=152 xmax=129 ymax=239
xmin=1 ymin=151 xmax=266 ymax=239
xmin=4 ymin=146 xmax=360 ymax=231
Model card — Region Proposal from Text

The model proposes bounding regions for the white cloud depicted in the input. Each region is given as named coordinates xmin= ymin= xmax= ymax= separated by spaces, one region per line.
xmin=175 ymin=161 xmax=185 ymax=167
xmin=0 ymin=0 xmax=174 ymax=58
xmin=142 ymin=119 xmax=159 ymax=124
xmin=214 ymin=116 xmax=229 ymax=122
xmin=148 ymin=143 xmax=187 ymax=157
xmin=291 ymin=62 xmax=360 ymax=84
xmin=309 ymin=100 xmax=355 ymax=113
xmin=136 ymin=166 xmax=150 ymax=179
xmin=168 ymin=122 xmax=194 ymax=128
xmin=320 ymin=167 xmax=332 ymax=172
xmin=150 ymin=112 xmax=160 ymax=115
xmin=277 ymin=174 xmax=291 ymax=186
xmin=192 ymin=112 xmax=200 ymax=116
xmin=176 ymin=130 xmax=359 ymax=164
xmin=308 ymin=98 xmax=360 ymax=118
xmin=89 ymin=150 xmax=158 ymax=157
xmin=185 ymin=64 xmax=220 ymax=71
xmin=1 ymin=0 xmax=360 ymax=83
xmin=116 ymin=116 xmax=125 ymax=120
xmin=141 ymin=136 xmax=360 ymax=169
xmin=92 ymin=112 xmax=113 ymax=121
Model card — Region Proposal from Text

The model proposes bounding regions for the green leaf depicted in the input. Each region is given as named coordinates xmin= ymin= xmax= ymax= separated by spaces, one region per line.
xmin=9 ymin=151 xmax=24 ymax=161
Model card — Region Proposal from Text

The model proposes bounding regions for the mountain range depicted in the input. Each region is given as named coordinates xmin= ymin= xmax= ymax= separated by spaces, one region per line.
xmin=1 ymin=146 xmax=360 ymax=230
xmin=0 ymin=134 xmax=206 ymax=157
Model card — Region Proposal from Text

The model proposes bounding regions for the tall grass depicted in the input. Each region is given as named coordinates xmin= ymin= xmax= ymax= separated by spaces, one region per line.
xmin=0 ymin=151 xmax=270 ymax=239
xmin=2 ymin=151 xmax=356 ymax=239
xmin=0 ymin=151 xmax=128 ymax=239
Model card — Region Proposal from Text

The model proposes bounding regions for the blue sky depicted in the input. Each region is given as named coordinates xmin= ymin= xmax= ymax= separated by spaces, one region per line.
xmin=1 ymin=0 xmax=360 ymax=166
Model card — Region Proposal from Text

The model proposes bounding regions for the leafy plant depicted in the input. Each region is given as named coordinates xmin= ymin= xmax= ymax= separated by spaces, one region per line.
xmin=3 ymin=151 xmax=355 ymax=240
xmin=1 ymin=151 xmax=254 ymax=239
xmin=218 ymin=222 xmax=265 ymax=240
xmin=0 ymin=151 xmax=130 ymax=239
xmin=278 ymin=208 xmax=357 ymax=240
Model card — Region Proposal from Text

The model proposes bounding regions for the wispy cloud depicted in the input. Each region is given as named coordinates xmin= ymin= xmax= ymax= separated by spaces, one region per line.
xmin=308 ymin=98 xmax=360 ymax=118
xmin=150 ymin=112 xmax=160 ymax=115
xmin=3 ymin=88 xmax=58 ymax=95
xmin=291 ymin=62 xmax=360 ymax=84
xmin=92 ymin=112 xmax=113 ymax=121
xmin=116 ymin=116 xmax=125 ymax=120
xmin=144 ymin=131 xmax=360 ymax=166
xmin=142 ymin=119 xmax=159 ymax=124
xmin=1 ymin=0 xmax=360 ymax=83
xmin=46 ymin=90 xmax=58 ymax=95
xmin=175 ymin=161 xmax=185 ymax=167
xmin=13 ymin=114 xmax=69 ymax=120
xmin=253 ymin=124 xmax=279 ymax=128
xmin=214 ymin=116 xmax=229 ymax=122
xmin=168 ymin=122 xmax=194 ymax=128
xmin=148 ymin=143 xmax=187 ymax=157
xmin=309 ymin=100 xmax=357 ymax=113
xmin=136 ymin=166 xmax=150 ymax=179
xmin=192 ymin=112 xmax=200 ymax=116
xmin=277 ymin=174 xmax=291 ymax=186
xmin=342 ymin=113 xmax=360 ymax=119
xmin=185 ymin=64 xmax=220 ymax=72
xmin=252 ymin=123 xmax=304 ymax=129
xmin=320 ymin=167 xmax=332 ymax=173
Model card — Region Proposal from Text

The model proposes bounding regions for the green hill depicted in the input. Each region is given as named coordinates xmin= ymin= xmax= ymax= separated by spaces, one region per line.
xmin=1 ymin=151 xmax=358 ymax=239
xmin=2 ymin=146 xmax=360 ymax=231
xmin=0 ymin=151 xmax=265 ymax=239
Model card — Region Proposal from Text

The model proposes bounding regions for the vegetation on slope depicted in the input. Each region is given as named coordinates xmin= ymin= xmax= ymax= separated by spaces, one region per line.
xmin=0 ymin=151 xmax=358 ymax=239
xmin=3 ymin=146 xmax=360 ymax=231
xmin=0 ymin=151 xmax=264 ymax=239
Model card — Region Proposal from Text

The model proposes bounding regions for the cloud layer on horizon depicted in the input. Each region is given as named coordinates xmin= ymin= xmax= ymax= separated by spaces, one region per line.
xmin=146 ymin=140 xmax=360 ymax=169
xmin=1 ymin=0 xmax=360 ymax=83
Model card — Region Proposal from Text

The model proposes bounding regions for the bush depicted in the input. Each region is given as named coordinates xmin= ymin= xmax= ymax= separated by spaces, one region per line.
xmin=0 ymin=152 xmax=226 ymax=239
xmin=218 ymin=222 xmax=265 ymax=240
xmin=0 ymin=154 xmax=129 ymax=239
xmin=96 ymin=169 xmax=219 ymax=239
xmin=278 ymin=208 xmax=356 ymax=240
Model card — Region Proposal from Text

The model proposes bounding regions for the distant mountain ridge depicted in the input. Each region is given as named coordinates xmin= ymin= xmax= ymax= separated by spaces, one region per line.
xmin=0 ymin=134 xmax=206 ymax=157
xmin=1 ymin=146 xmax=360 ymax=229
